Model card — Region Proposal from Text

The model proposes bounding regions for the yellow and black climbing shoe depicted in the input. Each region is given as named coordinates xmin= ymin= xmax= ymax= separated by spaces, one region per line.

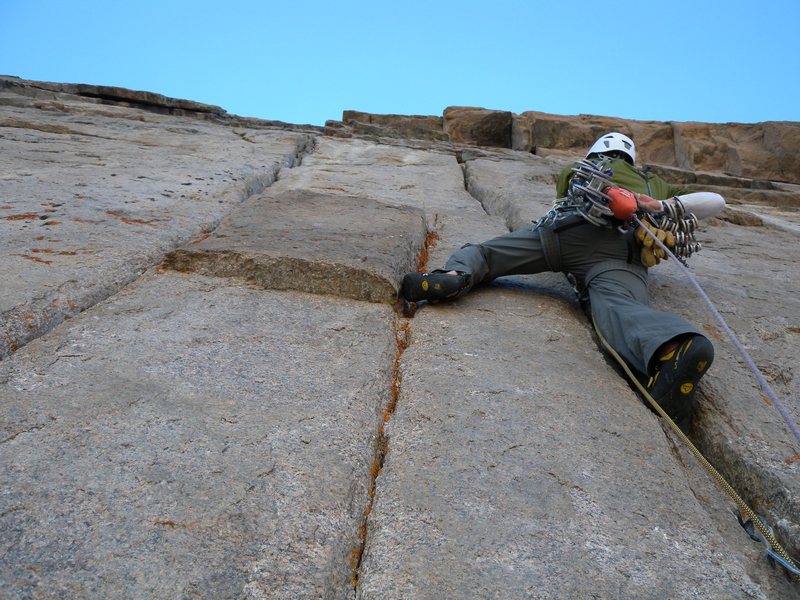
xmin=401 ymin=272 xmax=467 ymax=303
xmin=647 ymin=335 xmax=714 ymax=428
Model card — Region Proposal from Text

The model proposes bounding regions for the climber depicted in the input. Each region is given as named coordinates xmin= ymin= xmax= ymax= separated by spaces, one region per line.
xmin=401 ymin=132 xmax=726 ymax=428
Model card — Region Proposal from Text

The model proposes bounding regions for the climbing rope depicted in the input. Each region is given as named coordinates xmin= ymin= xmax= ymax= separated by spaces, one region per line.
xmin=592 ymin=318 xmax=800 ymax=577
xmin=593 ymin=214 xmax=800 ymax=578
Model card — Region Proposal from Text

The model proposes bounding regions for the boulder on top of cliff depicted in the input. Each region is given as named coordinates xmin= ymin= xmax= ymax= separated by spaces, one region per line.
xmin=443 ymin=106 xmax=513 ymax=148
xmin=515 ymin=110 xmax=675 ymax=165
xmin=338 ymin=110 xmax=449 ymax=142
xmin=341 ymin=106 xmax=800 ymax=186
xmin=672 ymin=120 xmax=800 ymax=183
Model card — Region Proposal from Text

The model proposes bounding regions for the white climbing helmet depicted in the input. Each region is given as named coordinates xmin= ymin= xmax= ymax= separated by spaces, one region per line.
xmin=586 ymin=132 xmax=636 ymax=165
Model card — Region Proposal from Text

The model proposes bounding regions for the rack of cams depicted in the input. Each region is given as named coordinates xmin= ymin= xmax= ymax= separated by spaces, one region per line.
xmin=568 ymin=159 xmax=617 ymax=227
xmin=568 ymin=159 xmax=703 ymax=265
xmin=638 ymin=198 xmax=702 ymax=266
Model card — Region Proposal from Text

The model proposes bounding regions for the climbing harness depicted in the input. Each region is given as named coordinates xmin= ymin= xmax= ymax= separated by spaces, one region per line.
xmin=534 ymin=159 xmax=618 ymax=272
xmin=595 ymin=217 xmax=800 ymax=579
xmin=534 ymin=158 xmax=622 ymax=271
xmin=544 ymin=158 xmax=704 ymax=265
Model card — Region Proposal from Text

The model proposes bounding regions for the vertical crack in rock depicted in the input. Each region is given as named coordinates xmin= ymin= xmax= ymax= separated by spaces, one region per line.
xmin=460 ymin=159 xmax=489 ymax=215
xmin=455 ymin=151 xmax=499 ymax=220
xmin=350 ymin=316 xmax=410 ymax=589
xmin=351 ymin=230 xmax=436 ymax=588
xmin=415 ymin=231 xmax=441 ymax=273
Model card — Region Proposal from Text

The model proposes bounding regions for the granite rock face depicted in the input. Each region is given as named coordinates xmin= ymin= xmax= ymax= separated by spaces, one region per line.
xmin=0 ymin=75 xmax=315 ymax=359
xmin=1 ymin=76 xmax=799 ymax=599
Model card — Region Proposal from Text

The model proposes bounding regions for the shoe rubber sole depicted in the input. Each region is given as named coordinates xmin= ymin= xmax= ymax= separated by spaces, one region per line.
xmin=401 ymin=272 xmax=466 ymax=303
xmin=647 ymin=335 xmax=714 ymax=427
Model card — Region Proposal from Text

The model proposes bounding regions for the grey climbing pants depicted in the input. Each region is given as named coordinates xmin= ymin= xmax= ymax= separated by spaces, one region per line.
xmin=443 ymin=222 xmax=702 ymax=375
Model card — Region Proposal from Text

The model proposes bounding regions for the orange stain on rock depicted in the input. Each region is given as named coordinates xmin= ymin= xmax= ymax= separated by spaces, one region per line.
xmin=17 ymin=254 xmax=52 ymax=265
xmin=2 ymin=212 xmax=40 ymax=220
xmin=416 ymin=231 xmax=441 ymax=272
xmin=702 ymin=323 xmax=722 ymax=340
xmin=120 ymin=217 xmax=156 ymax=226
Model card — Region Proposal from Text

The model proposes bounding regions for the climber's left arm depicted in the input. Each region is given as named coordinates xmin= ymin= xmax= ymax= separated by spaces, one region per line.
xmin=635 ymin=191 xmax=726 ymax=220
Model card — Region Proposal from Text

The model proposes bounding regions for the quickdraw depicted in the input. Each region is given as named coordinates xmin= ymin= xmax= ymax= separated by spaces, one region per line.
xmin=738 ymin=512 xmax=800 ymax=576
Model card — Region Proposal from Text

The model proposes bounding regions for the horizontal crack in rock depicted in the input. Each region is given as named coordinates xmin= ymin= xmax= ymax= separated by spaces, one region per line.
xmin=2 ymin=424 xmax=47 ymax=444
xmin=163 ymin=249 xmax=397 ymax=303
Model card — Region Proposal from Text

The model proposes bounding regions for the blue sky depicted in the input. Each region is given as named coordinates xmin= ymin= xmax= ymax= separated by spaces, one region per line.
xmin=2 ymin=0 xmax=798 ymax=126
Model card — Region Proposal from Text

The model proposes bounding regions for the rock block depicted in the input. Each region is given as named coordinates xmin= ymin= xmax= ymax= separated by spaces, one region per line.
xmin=165 ymin=189 xmax=427 ymax=302
xmin=357 ymin=285 xmax=765 ymax=598
xmin=342 ymin=110 xmax=446 ymax=141
xmin=0 ymin=272 xmax=397 ymax=599
xmin=444 ymin=107 xmax=513 ymax=148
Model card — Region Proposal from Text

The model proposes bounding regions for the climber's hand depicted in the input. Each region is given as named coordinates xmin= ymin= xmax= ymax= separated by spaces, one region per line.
xmin=635 ymin=193 xmax=663 ymax=213
xmin=636 ymin=222 xmax=676 ymax=267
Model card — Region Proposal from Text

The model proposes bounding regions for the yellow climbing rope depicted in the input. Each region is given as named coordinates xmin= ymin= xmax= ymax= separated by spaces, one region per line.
xmin=592 ymin=319 xmax=799 ymax=577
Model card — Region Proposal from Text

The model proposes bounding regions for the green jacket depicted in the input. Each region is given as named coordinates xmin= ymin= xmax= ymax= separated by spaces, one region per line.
xmin=556 ymin=157 xmax=688 ymax=200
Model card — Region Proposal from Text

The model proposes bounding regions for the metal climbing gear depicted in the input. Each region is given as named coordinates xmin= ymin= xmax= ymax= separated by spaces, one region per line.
xmin=568 ymin=159 xmax=617 ymax=227
xmin=537 ymin=158 xmax=620 ymax=229
xmin=642 ymin=197 xmax=702 ymax=262
xmin=737 ymin=512 xmax=800 ymax=576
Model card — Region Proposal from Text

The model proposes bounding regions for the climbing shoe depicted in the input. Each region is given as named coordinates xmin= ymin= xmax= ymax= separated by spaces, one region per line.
xmin=401 ymin=271 xmax=467 ymax=303
xmin=647 ymin=335 xmax=714 ymax=428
